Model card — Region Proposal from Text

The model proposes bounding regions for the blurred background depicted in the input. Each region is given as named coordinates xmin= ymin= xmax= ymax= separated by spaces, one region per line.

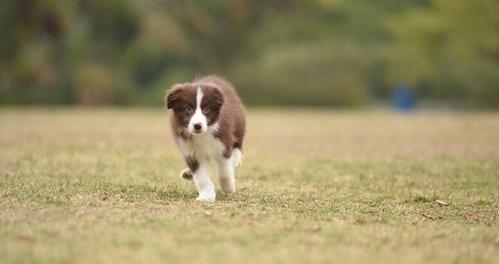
xmin=0 ymin=0 xmax=498 ymax=108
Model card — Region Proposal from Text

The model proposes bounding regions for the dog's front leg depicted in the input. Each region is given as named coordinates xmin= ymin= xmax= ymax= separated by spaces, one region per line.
xmin=193 ymin=161 xmax=216 ymax=202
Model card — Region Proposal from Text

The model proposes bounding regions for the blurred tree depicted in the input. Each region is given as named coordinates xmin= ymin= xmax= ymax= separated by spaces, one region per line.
xmin=0 ymin=0 xmax=497 ymax=107
xmin=387 ymin=0 xmax=499 ymax=107
xmin=0 ymin=0 xmax=70 ymax=103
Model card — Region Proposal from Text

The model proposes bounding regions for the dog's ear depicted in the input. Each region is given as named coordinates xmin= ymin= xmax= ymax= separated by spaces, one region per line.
xmin=204 ymin=84 xmax=224 ymax=108
xmin=165 ymin=84 xmax=187 ymax=109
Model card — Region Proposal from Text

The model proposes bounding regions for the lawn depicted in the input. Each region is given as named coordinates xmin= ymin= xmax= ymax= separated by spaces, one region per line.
xmin=0 ymin=108 xmax=498 ymax=264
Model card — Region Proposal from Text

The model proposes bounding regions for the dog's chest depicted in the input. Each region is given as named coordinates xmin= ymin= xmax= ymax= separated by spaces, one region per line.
xmin=176 ymin=134 xmax=225 ymax=160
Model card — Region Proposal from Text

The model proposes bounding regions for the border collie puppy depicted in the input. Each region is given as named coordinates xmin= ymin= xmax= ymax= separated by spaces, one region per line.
xmin=165 ymin=76 xmax=246 ymax=202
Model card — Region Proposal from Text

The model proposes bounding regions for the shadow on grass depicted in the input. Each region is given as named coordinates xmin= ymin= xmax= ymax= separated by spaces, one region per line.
xmin=110 ymin=182 xmax=195 ymax=203
xmin=0 ymin=180 xmax=196 ymax=205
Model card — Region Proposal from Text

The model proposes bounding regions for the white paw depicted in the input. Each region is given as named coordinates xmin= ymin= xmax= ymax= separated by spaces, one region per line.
xmin=195 ymin=189 xmax=216 ymax=202
xmin=195 ymin=195 xmax=215 ymax=202
xmin=179 ymin=168 xmax=193 ymax=180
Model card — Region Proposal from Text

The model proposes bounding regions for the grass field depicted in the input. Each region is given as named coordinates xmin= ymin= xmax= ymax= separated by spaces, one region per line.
xmin=0 ymin=108 xmax=498 ymax=264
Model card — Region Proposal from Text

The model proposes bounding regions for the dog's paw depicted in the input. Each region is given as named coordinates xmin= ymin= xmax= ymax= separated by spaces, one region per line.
xmin=195 ymin=189 xmax=216 ymax=202
xmin=179 ymin=168 xmax=193 ymax=180
xmin=195 ymin=195 xmax=215 ymax=203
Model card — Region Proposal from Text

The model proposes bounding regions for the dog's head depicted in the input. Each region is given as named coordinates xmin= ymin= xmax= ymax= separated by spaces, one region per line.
xmin=165 ymin=82 xmax=224 ymax=134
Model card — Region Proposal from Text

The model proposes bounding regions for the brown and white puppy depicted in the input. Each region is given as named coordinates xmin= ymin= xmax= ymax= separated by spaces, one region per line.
xmin=165 ymin=76 xmax=246 ymax=202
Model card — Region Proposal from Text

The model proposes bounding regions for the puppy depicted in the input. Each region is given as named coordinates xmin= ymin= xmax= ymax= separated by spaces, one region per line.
xmin=165 ymin=76 xmax=246 ymax=202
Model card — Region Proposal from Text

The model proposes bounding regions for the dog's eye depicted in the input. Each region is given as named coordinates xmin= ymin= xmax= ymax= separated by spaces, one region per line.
xmin=202 ymin=108 xmax=211 ymax=114
xmin=184 ymin=107 xmax=193 ymax=114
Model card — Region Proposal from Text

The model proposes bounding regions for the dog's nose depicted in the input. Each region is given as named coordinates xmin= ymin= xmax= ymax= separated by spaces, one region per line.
xmin=193 ymin=123 xmax=202 ymax=131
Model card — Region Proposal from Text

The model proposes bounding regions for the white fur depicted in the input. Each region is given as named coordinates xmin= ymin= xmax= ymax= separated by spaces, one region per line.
xmin=175 ymin=121 xmax=229 ymax=202
xmin=193 ymin=163 xmax=216 ymax=202
xmin=175 ymin=121 xmax=242 ymax=202
xmin=188 ymin=87 xmax=207 ymax=134
xmin=175 ymin=124 xmax=225 ymax=162
xmin=175 ymin=136 xmax=193 ymax=158
xmin=232 ymin=148 xmax=243 ymax=168
xmin=218 ymin=156 xmax=235 ymax=193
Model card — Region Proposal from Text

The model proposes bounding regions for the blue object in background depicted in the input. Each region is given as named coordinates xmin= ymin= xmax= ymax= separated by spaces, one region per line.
xmin=393 ymin=84 xmax=415 ymax=111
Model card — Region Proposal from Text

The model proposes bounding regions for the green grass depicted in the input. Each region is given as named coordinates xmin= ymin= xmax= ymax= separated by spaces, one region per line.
xmin=0 ymin=108 xmax=498 ymax=264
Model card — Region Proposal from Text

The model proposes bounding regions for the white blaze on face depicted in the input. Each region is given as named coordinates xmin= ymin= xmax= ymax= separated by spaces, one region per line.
xmin=188 ymin=87 xmax=207 ymax=134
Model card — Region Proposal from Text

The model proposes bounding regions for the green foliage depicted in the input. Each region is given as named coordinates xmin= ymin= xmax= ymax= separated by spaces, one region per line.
xmin=0 ymin=0 xmax=498 ymax=107
xmin=387 ymin=0 xmax=499 ymax=107
xmin=233 ymin=42 xmax=371 ymax=106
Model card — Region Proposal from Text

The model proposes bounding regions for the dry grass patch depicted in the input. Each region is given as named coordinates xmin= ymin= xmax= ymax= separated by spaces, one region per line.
xmin=0 ymin=108 xmax=498 ymax=263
